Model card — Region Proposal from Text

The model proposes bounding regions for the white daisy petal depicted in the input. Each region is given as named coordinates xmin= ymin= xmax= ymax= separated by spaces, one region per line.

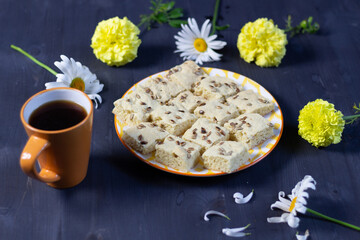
xmin=296 ymin=230 xmax=310 ymax=240
xmin=55 ymin=74 xmax=70 ymax=85
xmin=208 ymin=40 xmax=227 ymax=49
xmin=267 ymin=216 xmax=287 ymax=224
xmin=206 ymin=48 xmax=222 ymax=61
xmin=204 ymin=210 xmax=230 ymax=221
xmin=278 ymin=191 xmax=292 ymax=205
xmin=287 ymin=212 xmax=300 ymax=228
xmin=188 ymin=18 xmax=201 ymax=36
xmin=45 ymin=81 xmax=68 ymax=89
xmin=296 ymin=205 xmax=307 ymax=214
xmin=200 ymin=19 xmax=211 ymax=38
xmin=270 ymin=201 xmax=291 ymax=212
xmin=233 ymin=190 xmax=254 ymax=204
xmin=47 ymin=55 xmax=104 ymax=108
xmin=205 ymin=34 xmax=218 ymax=42
xmin=174 ymin=18 xmax=226 ymax=64
xmin=85 ymin=81 xmax=104 ymax=94
xmin=222 ymin=224 xmax=251 ymax=238
xmin=87 ymin=94 xmax=102 ymax=109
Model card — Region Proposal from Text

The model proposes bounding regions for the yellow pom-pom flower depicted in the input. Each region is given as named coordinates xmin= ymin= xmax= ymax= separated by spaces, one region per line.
xmin=237 ymin=18 xmax=287 ymax=67
xmin=298 ymin=99 xmax=345 ymax=147
xmin=91 ymin=17 xmax=141 ymax=67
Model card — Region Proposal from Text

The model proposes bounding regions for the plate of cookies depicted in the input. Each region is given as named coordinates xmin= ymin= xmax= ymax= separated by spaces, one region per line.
xmin=113 ymin=61 xmax=283 ymax=176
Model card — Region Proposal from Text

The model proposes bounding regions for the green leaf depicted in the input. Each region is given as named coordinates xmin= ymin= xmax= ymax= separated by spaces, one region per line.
xmin=138 ymin=0 xmax=185 ymax=31
xmin=215 ymin=24 xmax=230 ymax=31
xmin=168 ymin=8 xmax=183 ymax=18
xmin=284 ymin=15 xmax=319 ymax=37
xmin=300 ymin=20 xmax=307 ymax=28
xmin=155 ymin=12 xmax=167 ymax=23
xmin=307 ymin=16 xmax=313 ymax=23
xmin=149 ymin=0 xmax=158 ymax=11
xmin=168 ymin=19 xmax=187 ymax=28
xmin=160 ymin=1 xmax=174 ymax=11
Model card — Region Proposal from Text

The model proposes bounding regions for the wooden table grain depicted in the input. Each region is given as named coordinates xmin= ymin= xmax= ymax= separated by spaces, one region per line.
xmin=1 ymin=0 xmax=359 ymax=239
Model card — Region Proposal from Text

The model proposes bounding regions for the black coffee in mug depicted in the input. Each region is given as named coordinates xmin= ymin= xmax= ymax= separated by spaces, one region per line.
xmin=29 ymin=100 xmax=87 ymax=131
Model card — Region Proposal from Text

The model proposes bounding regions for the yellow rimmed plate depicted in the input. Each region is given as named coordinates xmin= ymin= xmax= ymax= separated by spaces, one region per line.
xmin=114 ymin=67 xmax=283 ymax=176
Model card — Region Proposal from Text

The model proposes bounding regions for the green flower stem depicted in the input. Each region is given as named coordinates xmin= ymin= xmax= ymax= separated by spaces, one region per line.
xmin=10 ymin=45 xmax=58 ymax=76
xmin=343 ymin=114 xmax=360 ymax=121
xmin=306 ymin=208 xmax=360 ymax=231
xmin=210 ymin=0 xmax=221 ymax=35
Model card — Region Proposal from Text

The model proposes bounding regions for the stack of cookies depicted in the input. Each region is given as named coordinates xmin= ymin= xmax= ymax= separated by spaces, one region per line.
xmin=113 ymin=60 xmax=275 ymax=173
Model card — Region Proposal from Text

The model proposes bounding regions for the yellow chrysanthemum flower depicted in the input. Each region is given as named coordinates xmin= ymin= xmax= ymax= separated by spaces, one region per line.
xmin=91 ymin=17 xmax=141 ymax=66
xmin=298 ymin=99 xmax=345 ymax=147
xmin=237 ymin=18 xmax=287 ymax=67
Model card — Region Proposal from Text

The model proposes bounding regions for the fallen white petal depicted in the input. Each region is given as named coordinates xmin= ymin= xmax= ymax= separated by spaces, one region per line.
xmin=233 ymin=190 xmax=254 ymax=204
xmin=296 ymin=230 xmax=310 ymax=240
xmin=222 ymin=224 xmax=251 ymax=237
xmin=204 ymin=210 xmax=230 ymax=221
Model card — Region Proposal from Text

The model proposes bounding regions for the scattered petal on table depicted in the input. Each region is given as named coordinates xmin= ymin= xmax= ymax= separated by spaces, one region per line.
xmin=204 ymin=210 xmax=230 ymax=221
xmin=233 ymin=190 xmax=254 ymax=204
xmin=222 ymin=224 xmax=251 ymax=237
xmin=296 ymin=230 xmax=310 ymax=240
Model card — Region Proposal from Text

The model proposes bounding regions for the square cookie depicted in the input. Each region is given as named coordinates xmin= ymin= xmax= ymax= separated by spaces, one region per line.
xmin=155 ymin=135 xmax=202 ymax=172
xmin=224 ymin=113 xmax=274 ymax=149
xmin=193 ymin=76 xmax=242 ymax=100
xmin=168 ymin=90 xmax=207 ymax=113
xmin=193 ymin=99 xmax=239 ymax=125
xmin=122 ymin=122 xmax=169 ymax=155
xmin=202 ymin=141 xmax=250 ymax=173
xmin=182 ymin=118 xmax=229 ymax=153
xmin=150 ymin=104 xmax=197 ymax=136
xmin=139 ymin=76 xmax=186 ymax=104
xmin=113 ymin=90 xmax=160 ymax=125
xmin=226 ymin=90 xmax=274 ymax=116
xmin=166 ymin=60 xmax=208 ymax=90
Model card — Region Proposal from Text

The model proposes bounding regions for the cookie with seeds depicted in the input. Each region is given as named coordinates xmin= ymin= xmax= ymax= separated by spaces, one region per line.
xmin=226 ymin=90 xmax=274 ymax=116
xmin=182 ymin=118 xmax=229 ymax=153
xmin=155 ymin=135 xmax=202 ymax=172
xmin=193 ymin=99 xmax=239 ymax=125
xmin=166 ymin=60 xmax=208 ymax=90
xmin=193 ymin=76 xmax=242 ymax=100
xmin=150 ymin=104 xmax=198 ymax=136
xmin=168 ymin=90 xmax=207 ymax=113
xmin=224 ymin=113 xmax=274 ymax=149
xmin=139 ymin=76 xmax=186 ymax=104
xmin=202 ymin=141 xmax=250 ymax=173
xmin=113 ymin=89 xmax=160 ymax=125
xmin=122 ymin=122 xmax=169 ymax=155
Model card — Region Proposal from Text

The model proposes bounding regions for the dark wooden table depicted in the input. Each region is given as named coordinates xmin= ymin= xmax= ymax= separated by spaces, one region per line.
xmin=1 ymin=0 xmax=359 ymax=239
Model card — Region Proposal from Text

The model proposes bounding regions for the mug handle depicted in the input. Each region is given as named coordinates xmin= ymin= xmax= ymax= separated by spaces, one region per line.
xmin=20 ymin=135 xmax=60 ymax=183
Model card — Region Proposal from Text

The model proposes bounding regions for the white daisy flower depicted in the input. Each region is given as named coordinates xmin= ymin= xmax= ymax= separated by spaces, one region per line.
xmin=267 ymin=175 xmax=316 ymax=228
xmin=174 ymin=18 xmax=227 ymax=65
xmin=45 ymin=55 xmax=104 ymax=108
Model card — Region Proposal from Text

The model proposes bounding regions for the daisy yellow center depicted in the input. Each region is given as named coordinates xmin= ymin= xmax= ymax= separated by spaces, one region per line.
xmin=194 ymin=38 xmax=207 ymax=52
xmin=289 ymin=197 xmax=297 ymax=212
xmin=70 ymin=77 xmax=85 ymax=92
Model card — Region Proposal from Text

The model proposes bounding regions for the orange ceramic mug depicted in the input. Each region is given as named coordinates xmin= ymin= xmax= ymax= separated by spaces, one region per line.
xmin=20 ymin=87 xmax=93 ymax=188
